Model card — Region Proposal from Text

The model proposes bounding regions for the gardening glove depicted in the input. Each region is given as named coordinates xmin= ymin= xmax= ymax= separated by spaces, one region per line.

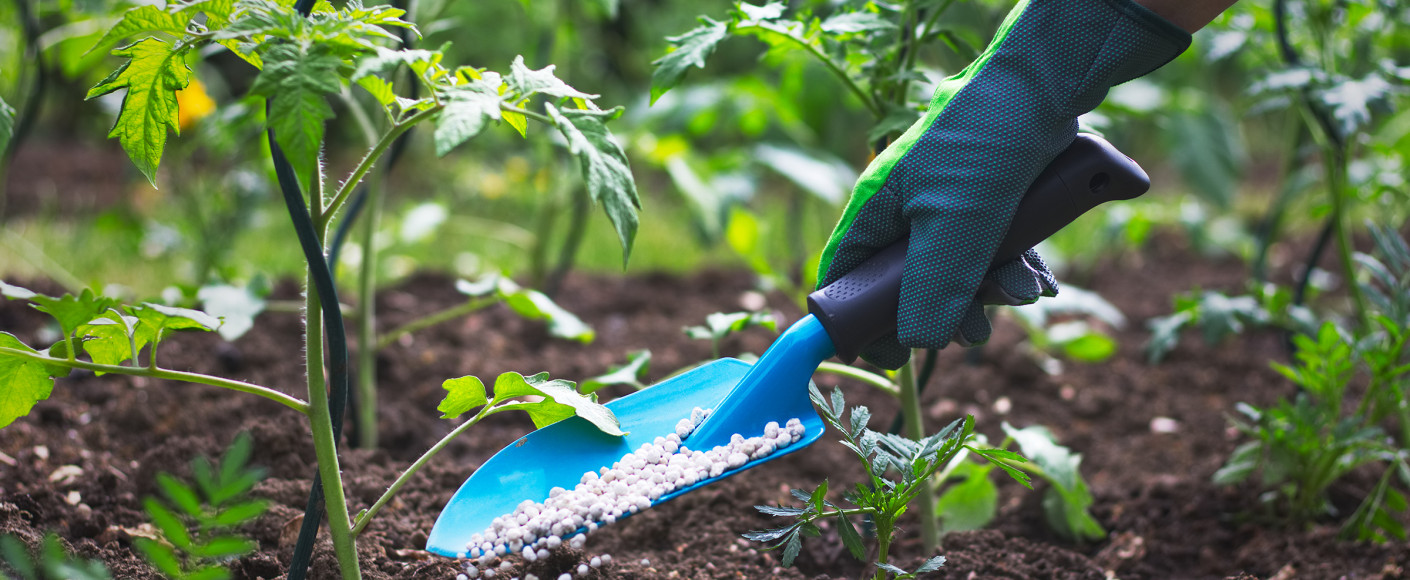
xmin=817 ymin=0 xmax=1190 ymax=370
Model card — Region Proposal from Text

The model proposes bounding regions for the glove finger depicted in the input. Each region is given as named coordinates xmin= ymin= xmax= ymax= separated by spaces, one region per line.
xmin=1019 ymin=248 xmax=1059 ymax=298
xmin=859 ymin=333 xmax=913 ymax=371
xmin=954 ymin=300 xmax=992 ymax=347
xmin=984 ymin=257 xmax=1046 ymax=305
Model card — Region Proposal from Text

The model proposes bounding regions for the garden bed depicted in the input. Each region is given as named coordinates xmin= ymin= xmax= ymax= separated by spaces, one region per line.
xmin=2 ymin=239 xmax=1407 ymax=580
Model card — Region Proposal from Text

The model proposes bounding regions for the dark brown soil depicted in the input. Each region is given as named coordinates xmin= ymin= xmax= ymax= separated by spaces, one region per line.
xmin=2 ymin=239 xmax=1409 ymax=580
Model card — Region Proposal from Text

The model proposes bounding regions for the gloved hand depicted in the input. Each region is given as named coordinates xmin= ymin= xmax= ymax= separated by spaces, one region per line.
xmin=817 ymin=0 xmax=1190 ymax=370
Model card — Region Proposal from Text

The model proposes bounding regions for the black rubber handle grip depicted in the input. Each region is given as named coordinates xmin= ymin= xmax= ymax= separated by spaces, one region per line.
xmin=807 ymin=134 xmax=1150 ymax=363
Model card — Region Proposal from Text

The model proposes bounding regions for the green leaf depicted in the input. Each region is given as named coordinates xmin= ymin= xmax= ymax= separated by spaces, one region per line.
xmin=77 ymin=312 xmax=150 ymax=370
xmin=737 ymin=2 xmax=786 ymax=22
xmin=684 ymin=311 xmax=777 ymax=344
xmin=971 ymin=447 xmax=1032 ymax=489
xmin=356 ymin=75 xmax=396 ymax=106
xmin=87 ymin=5 xmax=190 ymax=56
xmin=497 ymin=279 xmax=595 ymax=343
xmin=434 ymin=80 xmax=504 ymax=156
xmin=506 ymin=56 xmax=597 ymax=102
xmin=38 ymin=533 xmax=112 ymax=580
xmin=438 ymin=375 xmax=488 ymax=419
xmin=753 ymin=504 xmax=806 ymax=517
xmin=135 ymin=303 xmax=221 ymax=336
xmin=218 ymin=431 xmax=256 ymax=490
xmin=134 ymin=538 xmax=183 ymax=577
xmin=820 ymin=11 xmax=895 ymax=34
xmin=780 ymin=531 xmax=802 ymax=567
xmin=490 ymin=372 xmax=625 ymax=436
xmin=650 ymin=18 xmax=728 ymax=104
xmin=207 ymin=469 xmax=262 ymax=506
xmin=144 ymin=498 xmax=192 ymax=549
xmin=1144 ymin=310 xmax=1193 ymax=364
xmin=157 ymin=473 xmax=203 ymax=518
xmin=30 ymin=289 xmax=118 ymax=338
xmin=875 ymin=562 xmax=909 ymax=577
xmin=1057 ymin=329 xmax=1117 ymax=363
xmin=0 ymin=332 xmax=69 ymax=429
xmin=1003 ymin=423 xmax=1105 ymax=541
xmin=208 ymin=500 xmax=268 ymax=527
xmin=0 ymin=280 xmax=36 ymax=301
xmin=187 ymin=536 xmax=257 ymax=559
xmin=86 ymin=38 xmax=191 ymax=186
xmin=0 ymin=96 xmax=14 ymax=156
xmin=753 ymin=144 xmax=856 ymax=205
xmin=1 ymin=534 xmax=37 ymax=579
xmin=546 ymin=104 xmax=640 ymax=266
xmin=1213 ymin=440 xmax=1261 ymax=485
xmin=742 ymin=523 xmax=797 ymax=543
xmin=808 ymin=480 xmax=828 ymax=512
xmin=915 ymin=555 xmax=946 ymax=573
xmin=581 ymin=350 xmax=651 ymax=394
xmin=191 ymin=456 xmax=216 ymax=503
xmin=248 ymin=42 xmax=342 ymax=191
xmin=835 ymin=512 xmax=865 ymax=561
xmin=935 ymin=460 xmax=998 ymax=533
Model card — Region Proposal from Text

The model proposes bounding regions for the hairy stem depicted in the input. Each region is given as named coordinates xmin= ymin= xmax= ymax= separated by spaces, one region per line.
xmin=0 ymin=346 xmax=310 ymax=413
xmin=321 ymin=105 xmax=442 ymax=233
xmin=872 ymin=516 xmax=894 ymax=580
xmin=305 ymin=278 xmax=362 ymax=579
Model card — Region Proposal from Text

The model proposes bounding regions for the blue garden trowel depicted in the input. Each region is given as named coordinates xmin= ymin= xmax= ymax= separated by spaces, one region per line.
xmin=426 ymin=134 xmax=1150 ymax=557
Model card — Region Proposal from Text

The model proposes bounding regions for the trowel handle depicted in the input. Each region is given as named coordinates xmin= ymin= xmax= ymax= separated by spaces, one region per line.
xmin=807 ymin=133 xmax=1150 ymax=364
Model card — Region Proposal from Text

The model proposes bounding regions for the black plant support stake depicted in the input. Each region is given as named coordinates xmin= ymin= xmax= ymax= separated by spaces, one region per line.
xmin=280 ymin=2 xmax=351 ymax=578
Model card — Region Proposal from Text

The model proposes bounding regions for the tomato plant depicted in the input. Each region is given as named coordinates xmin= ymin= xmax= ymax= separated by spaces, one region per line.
xmin=0 ymin=1 xmax=645 ymax=578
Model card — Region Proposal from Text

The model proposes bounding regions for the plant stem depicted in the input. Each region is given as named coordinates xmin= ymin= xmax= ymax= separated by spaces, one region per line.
xmin=0 ymin=346 xmax=311 ymax=413
xmin=321 ymin=105 xmax=442 ymax=233
xmin=816 ymin=362 xmax=899 ymax=397
xmin=352 ymin=404 xmax=495 ymax=535
xmin=897 ymin=357 xmax=940 ymax=552
xmin=304 ymin=276 xmax=362 ymax=580
xmin=872 ymin=516 xmax=894 ymax=580
xmin=500 ymin=103 xmax=554 ymax=125
xmin=355 ymin=176 xmax=384 ymax=449
xmin=1324 ymin=146 xmax=1370 ymax=328
xmin=375 ymin=297 xmax=499 ymax=351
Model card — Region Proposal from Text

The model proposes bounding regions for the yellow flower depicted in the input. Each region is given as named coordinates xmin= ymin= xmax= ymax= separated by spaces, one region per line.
xmin=176 ymin=78 xmax=216 ymax=131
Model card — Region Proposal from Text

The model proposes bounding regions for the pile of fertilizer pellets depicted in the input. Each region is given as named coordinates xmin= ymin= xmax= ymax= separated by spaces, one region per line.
xmin=455 ymin=408 xmax=806 ymax=579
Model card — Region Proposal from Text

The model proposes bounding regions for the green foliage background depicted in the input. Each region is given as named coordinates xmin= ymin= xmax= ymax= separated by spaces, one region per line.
xmin=0 ymin=0 xmax=1403 ymax=302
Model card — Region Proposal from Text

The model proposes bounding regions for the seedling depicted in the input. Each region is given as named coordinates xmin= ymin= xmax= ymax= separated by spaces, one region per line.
xmin=744 ymin=385 xmax=1029 ymax=579
xmin=684 ymin=310 xmax=777 ymax=359
xmin=136 ymin=432 xmax=269 ymax=580
xmin=1215 ymin=225 xmax=1410 ymax=542
xmin=0 ymin=533 xmax=110 ymax=580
